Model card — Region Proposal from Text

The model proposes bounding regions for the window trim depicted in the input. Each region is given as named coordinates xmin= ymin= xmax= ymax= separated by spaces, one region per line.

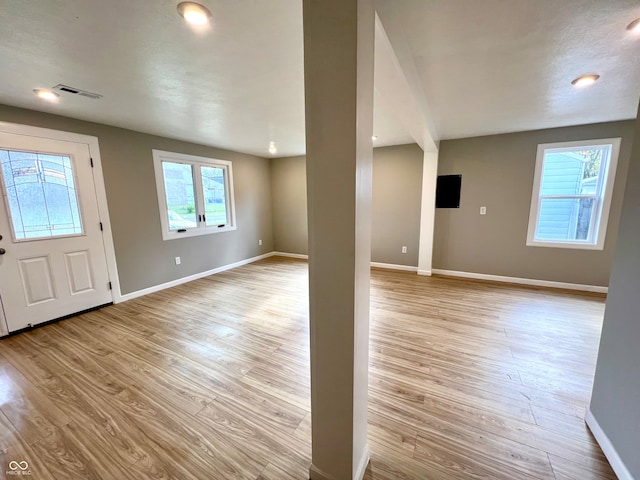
xmin=526 ymin=138 xmax=621 ymax=250
xmin=152 ymin=149 xmax=237 ymax=241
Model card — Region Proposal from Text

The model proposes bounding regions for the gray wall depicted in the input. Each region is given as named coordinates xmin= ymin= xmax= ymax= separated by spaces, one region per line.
xmin=271 ymin=155 xmax=309 ymax=255
xmin=371 ymin=144 xmax=423 ymax=265
xmin=270 ymin=144 xmax=423 ymax=267
xmin=0 ymin=105 xmax=273 ymax=295
xmin=434 ymin=120 xmax=635 ymax=286
xmin=589 ymin=107 xmax=640 ymax=477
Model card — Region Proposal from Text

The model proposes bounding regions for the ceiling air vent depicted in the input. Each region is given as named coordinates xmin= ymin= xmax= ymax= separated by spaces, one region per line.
xmin=52 ymin=84 xmax=103 ymax=100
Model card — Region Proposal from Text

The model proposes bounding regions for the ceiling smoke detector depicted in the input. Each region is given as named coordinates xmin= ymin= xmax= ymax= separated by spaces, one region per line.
xmin=52 ymin=84 xmax=103 ymax=100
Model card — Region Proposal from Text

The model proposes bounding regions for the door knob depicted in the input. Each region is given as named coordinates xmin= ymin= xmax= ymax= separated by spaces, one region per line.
xmin=0 ymin=248 xmax=5 ymax=255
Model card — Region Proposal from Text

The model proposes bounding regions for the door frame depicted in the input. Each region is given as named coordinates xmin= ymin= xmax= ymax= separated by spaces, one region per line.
xmin=0 ymin=295 xmax=7 ymax=336
xmin=0 ymin=121 xmax=121 ymax=307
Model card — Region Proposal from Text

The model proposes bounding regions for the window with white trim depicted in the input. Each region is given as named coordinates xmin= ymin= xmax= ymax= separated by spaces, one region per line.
xmin=152 ymin=150 xmax=236 ymax=241
xmin=526 ymin=138 xmax=620 ymax=250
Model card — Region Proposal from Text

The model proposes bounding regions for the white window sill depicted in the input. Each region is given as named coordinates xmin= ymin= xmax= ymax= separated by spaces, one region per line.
xmin=162 ymin=225 xmax=237 ymax=241
xmin=526 ymin=239 xmax=604 ymax=250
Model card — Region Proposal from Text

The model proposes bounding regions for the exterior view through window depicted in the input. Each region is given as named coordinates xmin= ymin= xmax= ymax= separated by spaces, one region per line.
xmin=0 ymin=149 xmax=83 ymax=240
xmin=526 ymin=138 xmax=620 ymax=250
xmin=161 ymin=162 xmax=197 ymax=230
xmin=153 ymin=150 xmax=236 ymax=240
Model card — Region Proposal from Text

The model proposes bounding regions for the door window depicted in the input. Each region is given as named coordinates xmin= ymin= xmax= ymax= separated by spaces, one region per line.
xmin=0 ymin=149 xmax=84 ymax=240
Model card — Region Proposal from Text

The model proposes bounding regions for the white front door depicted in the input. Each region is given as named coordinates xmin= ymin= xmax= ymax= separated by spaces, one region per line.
xmin=0 ymin=132 xmax=112 ymax=333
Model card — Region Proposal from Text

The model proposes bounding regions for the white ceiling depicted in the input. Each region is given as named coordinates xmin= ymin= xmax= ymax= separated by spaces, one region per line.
xmin=0 ymin=1 xmax=638 ymax=157
xmin=392 ymin=0 xmax=640 ymax=141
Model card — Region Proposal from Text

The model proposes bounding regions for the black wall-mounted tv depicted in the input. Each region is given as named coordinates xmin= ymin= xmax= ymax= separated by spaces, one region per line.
xmin=435 ymin=174 xmax=462 ymax=208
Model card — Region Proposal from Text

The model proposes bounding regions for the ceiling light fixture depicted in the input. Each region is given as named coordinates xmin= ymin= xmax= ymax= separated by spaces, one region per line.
xmin=571 ymin=74 xmax=600 ymax=88
xmin=627 ymin=18 xmax=640 ymax=33
xmin=268 ymin=141 xmax=277 ymax=155
xmin=177 ymin=2 xmax=212 ymax=26
xmin=33 ymin=88 xmax=59 ymax=102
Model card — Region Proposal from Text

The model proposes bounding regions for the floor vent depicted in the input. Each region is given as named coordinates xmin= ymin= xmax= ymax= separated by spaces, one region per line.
xmin=52 ymin=84 xmax=103 ymax=100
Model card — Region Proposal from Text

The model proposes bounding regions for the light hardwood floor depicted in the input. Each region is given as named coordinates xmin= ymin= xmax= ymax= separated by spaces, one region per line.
xmin=0 ymin=257 xmax=615 ymax=479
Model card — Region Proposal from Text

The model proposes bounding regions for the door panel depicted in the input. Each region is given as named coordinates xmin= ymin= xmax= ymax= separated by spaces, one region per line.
xmin=18 ymin=255 xmax=57 ymax=305
xmin=64 ymin=250 xmax=95 ymax=294
xmin=0 ymin=132 xmax=112 ymax=332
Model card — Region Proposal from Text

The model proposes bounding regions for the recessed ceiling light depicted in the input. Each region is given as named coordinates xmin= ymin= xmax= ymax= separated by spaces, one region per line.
xmin=177 ymin=2 xmax=212 ymax=26
xmin=627 ymin=18 xmax=640 ymax=33
xmin=33 ymin=89 xmax=59 ymax=102
xmin=372 ymin=135 xmax=378 ymax=140
xmin=268 ymin=141 xmax=277 ymax=155
xmin=571 ymin=74 xmax=600 ymax=88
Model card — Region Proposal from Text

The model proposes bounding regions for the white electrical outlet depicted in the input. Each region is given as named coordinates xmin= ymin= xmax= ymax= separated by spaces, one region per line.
xmin=259 ymin=239 xmax=263 ymax=246
xmin=175 ymin=256 xmax=181 ymax=265
xmin=480 ymin=206 xmax=487 ymax=215
xmin=401 ymin=246 xmax=407 ymax=254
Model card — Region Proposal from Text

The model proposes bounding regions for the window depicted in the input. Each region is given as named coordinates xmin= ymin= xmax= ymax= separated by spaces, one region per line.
xmin=152 ymin=150 xmax=236 ymax=240
xmin=0 ymin=149 xmax=83 ymax=240
xmin=526 ymin=138 xmax=620 ymax=250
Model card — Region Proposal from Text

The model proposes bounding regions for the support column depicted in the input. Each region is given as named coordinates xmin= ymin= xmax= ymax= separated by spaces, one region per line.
xmin=303 ymin=1 xmax=374 ymax=479
xmin=418 ymin=150 xmax=439 ymax=276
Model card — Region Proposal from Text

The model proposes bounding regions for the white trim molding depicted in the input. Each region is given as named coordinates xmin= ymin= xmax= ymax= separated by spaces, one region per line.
xmin=272 ymin=251 xmax=309 ymax=260
xmin=371 ymin=262 xmax=418 ymax=272
xmin=431 ymin=269 xmax=608 ymax=293
xmin=273 ymin=253 xmax=418 ymax=273
xmin=116 ymin=252 xmax=274 ymax=302
xmin=152 ymin=149 xmax=237 ymax=241
xmin=354 ymin=446 xmax=371 ymax=480
xmin=0 ymin=297 xmax=8 ymax=337
xmin=116 ymin=252 xmax=607 ymax=304
xmin=585 ymin=409 xmax=634 ymax=480
xmin=526 ymin=138 xmax=621 ymax=251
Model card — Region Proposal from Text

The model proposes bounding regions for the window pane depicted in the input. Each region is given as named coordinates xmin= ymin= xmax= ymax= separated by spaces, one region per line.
xmin=162 ymin=162 xmax=197 ymax=230
xmin=0 ymin=149 xmax=83 ymax=240
xmin=540 ymin=152 xmax=584 ymax=196
xmin=540 ymin=147 xmax=606 ymax=196
xmin=579 ymin=148 xmax=604 ymax=194
xmin=536 ymin=198 xmax=594 ymax=241
xmin=200 ymin=166 xmax=228 ymax=226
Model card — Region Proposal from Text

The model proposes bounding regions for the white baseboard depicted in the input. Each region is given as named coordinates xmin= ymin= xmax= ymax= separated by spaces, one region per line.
xmin=371 ymin=262 xmax=418 ymax=272
xmin=115 ymin=253 xmax=607 ymax=304
xmin=273 ymin=253 xmax=417 ymax=273
xmin=116 ymin=252 xmax=418 ymax=304
xmin=272 ymin=251 xmax=309 ymax=259
xmin=354 ymin=446 xmax=371 ymax=480
xmin=309 ymin=447 xmax=370 ymax=480
xmin=431 ymin=269 xmax=608 ymax=293
xmin=585 ymin=409 xmax=634 ymax=480
xmin=115 ymin=252 xmax=275 ymax=303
